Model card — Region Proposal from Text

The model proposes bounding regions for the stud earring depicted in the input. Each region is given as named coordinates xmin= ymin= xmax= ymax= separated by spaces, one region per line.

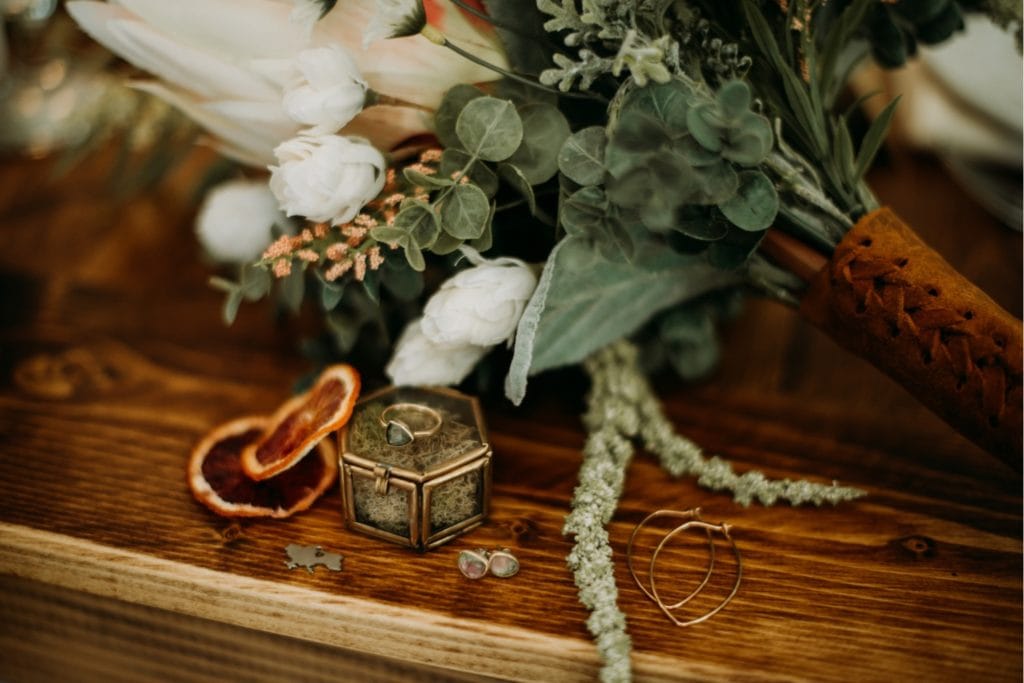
xmin=457 ymin=548 xmax=490 ymax=579
xmin=488 ymin=548 xmax=519 ymax=578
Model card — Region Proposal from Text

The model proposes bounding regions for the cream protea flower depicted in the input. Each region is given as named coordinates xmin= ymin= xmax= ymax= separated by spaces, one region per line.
xmin=195 ymin=179 xmax=284 ymax=263
xmin=67 ymin=0 xmax=507 ymax=165
xmin=269 ymin=135 xmax=386 ymax=225
xmin=282 ymin=44 xmax=367 ymax=133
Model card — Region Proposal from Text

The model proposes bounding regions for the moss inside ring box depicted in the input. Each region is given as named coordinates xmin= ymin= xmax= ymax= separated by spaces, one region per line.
xmin=338 ymin=386 xmax=492 ymax=551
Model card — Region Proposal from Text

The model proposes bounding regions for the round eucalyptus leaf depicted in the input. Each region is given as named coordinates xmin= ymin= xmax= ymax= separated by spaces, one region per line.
xmin=440 ymin=183 xmax=490 ymax=239
xmin=403 ymin=240 xmax=426 ymax=272
xmin=718 ymin=170 xmax=778 ymax=231
xmin=435 ymin=84 xmax=485 ymax=150
xmin=557 ymin=126 xmax=607 ymax=186
xmin=686 ymin=103 xmax=724 ymax=153
xmin=430 ymin=231 xmax=463 ymax=255
xmin=716 ymin=80 xmax=752 ymax=121
xmin=370 ymin=225 xmax=409 ymax=246
xmin=561 ymin=185 xmax=607 ymax=237
xmin=455 ymin=96 xmax=523 ymax=162
xmin=508 ymin=103 xmax=571 ymax=184
xmin=380 ymin=260 xmax=424 ymax=300
xmin=440 ymin=148 xmax=499 ymax=197
xmin=403 ymin=167 xmax=454 ymax=189
xmin=394 ymin=200 xmax=440 ymax=248
xmin=624 ymin=81 xmax=691 ymax=130
xmin=498 ymin=163 xmax=536 ymax=215
xmin=675 ymin=208 xmax=729 ymax=241
xmin=693 ymin=160 xmax=739 ymax=205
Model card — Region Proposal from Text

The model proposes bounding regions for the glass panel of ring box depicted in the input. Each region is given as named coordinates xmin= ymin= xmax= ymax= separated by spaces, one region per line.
xmin=338 ymin=386 xmax=491 ymax=551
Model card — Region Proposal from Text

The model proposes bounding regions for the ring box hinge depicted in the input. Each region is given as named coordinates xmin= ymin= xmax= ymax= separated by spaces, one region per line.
xmin=373 ymin=465 xmax=391 ymax=496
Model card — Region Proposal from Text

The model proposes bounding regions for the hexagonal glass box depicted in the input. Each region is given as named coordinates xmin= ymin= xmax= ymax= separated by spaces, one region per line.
xmin=338 ymin=386 xmax=491 ymax=551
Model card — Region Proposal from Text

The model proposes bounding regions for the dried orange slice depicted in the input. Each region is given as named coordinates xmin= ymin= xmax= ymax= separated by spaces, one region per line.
xmin=241 ymin=364 xmax=360 ymax=481
xmin=188 ymin=416 xmax=337 ymax=518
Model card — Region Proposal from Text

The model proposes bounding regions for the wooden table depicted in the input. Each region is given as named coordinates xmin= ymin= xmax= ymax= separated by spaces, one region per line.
xmin=0 ymin=144 xmax=1020 ymax=682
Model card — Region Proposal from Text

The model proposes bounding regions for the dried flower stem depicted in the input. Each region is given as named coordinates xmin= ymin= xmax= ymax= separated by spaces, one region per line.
xmin=566 ymin=341 xmax=865 ymax=682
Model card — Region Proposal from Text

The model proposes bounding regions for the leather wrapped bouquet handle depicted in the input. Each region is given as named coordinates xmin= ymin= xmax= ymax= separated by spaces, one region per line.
xmin=789 ymin=208 xmax=1022 ymax=467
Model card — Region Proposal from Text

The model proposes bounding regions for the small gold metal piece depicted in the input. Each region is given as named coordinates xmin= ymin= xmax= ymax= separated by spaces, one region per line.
xmin=372 ymin=464 xmax=391 ymax=496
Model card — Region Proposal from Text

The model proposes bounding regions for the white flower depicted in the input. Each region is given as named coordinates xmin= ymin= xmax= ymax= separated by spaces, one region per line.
xmin=67 ymin=0 xmax=507 ymax=166
xmin=269 ymin=134 xmax=385 ymax=225
xmin=365 ymin=0 xmax=426 ymax=47
xmin=386 ymin=319 xmax=488 ymax=387
xmin=195 ymin=179 xmax=283 ymax=263
xmin=282 ymin=44 xmax=367 ymax=133
xmin=421 ymin=250 xmax=538 ymax=347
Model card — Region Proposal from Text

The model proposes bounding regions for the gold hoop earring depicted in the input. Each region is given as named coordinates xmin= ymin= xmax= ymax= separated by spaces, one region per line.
xmin=626 ymin=508 xmax=716 ymax=610
xmin=649 ymin=520 xmax=742 ymax=627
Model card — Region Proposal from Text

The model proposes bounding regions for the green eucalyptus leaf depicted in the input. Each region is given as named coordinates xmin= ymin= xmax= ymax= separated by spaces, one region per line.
xmin=686 ymin=103 xmax=724 ymax=153
xmin=369 ymin=225 xmax=409 ymax=245
xmin=602 ymin=216 xmax=636 ymax=262
xmin=403 ymin=167 xmax=454 ymax=189
xmin=560 ymin=185 xmax=607 ymax=236
xmin=394 ymin=199 xmax=440 ymax=248
xmin=675 ymin=207 xmax=729 ymax=242
xmin=361 ymin=268 xmax=381 ymax=303
xmin=504 ymin=236 xmax=741 ymax=404
xmin=430 ymin=231 xmax=463 ymax=254
xmin=469 ymin=202 xmax=496 ymax=252
xmin=722 ymin=112 xmax=773 ymax=165
xmin=623 ymin=81 xmax=691 ymax=131
xmin=498 ymin=163 xmax=536 ymax=215
xmin=455 ymin=96 xmax=523 ymax=162
xmin=403 ymin=239 xmax=426 ymax=271
xmin=440 ymin=183 xmax=490 ymax=239
xmin=440 ymin=149 xmax=498 ymax=197
xmin=694 ymin=160 xmax=739 ymax=205
xmin=435 ymin=84 xmax=485 ymax=149
xmin=557 ymin=126 xmax=607 ymax=186
xmin=718 ymin=170 xmax=778 ymax=231
xmin=508 ymin=103 xmax=571 ymax=184
xmin=717 ymin=80 xmax=752 ymax=121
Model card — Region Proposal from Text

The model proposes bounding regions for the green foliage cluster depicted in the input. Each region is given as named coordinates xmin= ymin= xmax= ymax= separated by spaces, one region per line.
xmin=374 ymin=86 xmax=571 ymax=270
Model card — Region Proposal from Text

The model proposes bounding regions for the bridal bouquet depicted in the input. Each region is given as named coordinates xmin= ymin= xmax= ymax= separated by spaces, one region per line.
xmin=71 ymin=0 xmax=1021 ymax=679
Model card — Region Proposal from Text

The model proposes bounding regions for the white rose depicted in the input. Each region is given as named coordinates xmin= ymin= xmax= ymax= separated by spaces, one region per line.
xmin=269 ymin=134 xmax=385 ymax=225
xmin=195 ymin=179 xmax=284 ymax=263
xmin=386 ymin=319 xmax=488 ymax=387
xmin=282 ymin=44 xmax=367 ymax=134
xmin=421 ymin=251 xmax=538 ymax=347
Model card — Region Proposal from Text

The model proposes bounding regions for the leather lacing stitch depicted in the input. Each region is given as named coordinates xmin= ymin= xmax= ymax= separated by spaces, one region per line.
xmin=828 ymin=217 xmax=1020 ymax=431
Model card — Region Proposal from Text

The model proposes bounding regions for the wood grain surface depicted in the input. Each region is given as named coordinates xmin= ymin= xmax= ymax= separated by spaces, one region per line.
xmin=0 ymin=144 xmax=1020 ymax=682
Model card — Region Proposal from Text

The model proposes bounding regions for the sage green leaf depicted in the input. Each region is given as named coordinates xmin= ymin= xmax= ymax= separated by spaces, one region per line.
xmin=508 ymin=103 xmax=571 ymax=184
xmin=435 ymin=84 xmax=484 ymax=149
xmin=394 ymin=199 xmax=440 ymax=248
xmin=280 ymin=265 xmax=305 ymax=313
xmin=469 ymin=202 xmax=496 ymax=252
xmin=560 ymin=185 xmax=606 ymax=236
xmin=722 ymin=112 xmax=773 ymax=165
xmin=361 ymin=269 xmax=380 ymax=303
xmin=455 ymin=96 xmax=523 ymax=162
xmin=498 ymin=163 xmax=536 ymax=215
xmin=676 ymin=207 xmax=729 ymax=241
xmin=504 ymin=236 xmax=742 ymax=403
xmin=557 ymin=126 xmax=606 ymax=186
xmin=440 ymin=149 xmax=498 ymax=197
xmin=403 ymin=239 xmax=425 ymax=271
xmin=403 ymin=167 xmax=454 ymax=189
xmin=717 ymin=80 xmax=752 ymax=120
xmin=430 ymin=231 xmax=463 ymax=255
xmin=624 ymin=81 xmax=691 ymax=131
xmin=440 ymin=183 xmax=490 ymax=239
xmin=222 ymin=289 xmax=243 ymax=325
xmin=694 ymin=161 xmax=739 ymax=205
xmin=369 ymin=225 xmax=408 ymax=245
xmin=602 ymin=216 xmax=636 ymax=263
xmin=686 ymin=103 xmax=724 ymax=152
xmin=719 ymin=170 xmax=778 ymax=231
xmin=854 ymin=96 xmax=900 ymax=180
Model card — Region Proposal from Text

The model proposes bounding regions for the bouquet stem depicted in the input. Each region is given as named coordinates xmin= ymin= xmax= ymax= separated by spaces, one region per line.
xmin=796 ymin=208 xmax=1022 ymax=466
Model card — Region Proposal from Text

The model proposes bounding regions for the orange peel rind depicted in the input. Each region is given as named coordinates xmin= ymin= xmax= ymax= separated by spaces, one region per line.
xmin=187 ymin=416 xmax=338 ymax=519
xmin=240 ymin=364 xmax=360 ymax=481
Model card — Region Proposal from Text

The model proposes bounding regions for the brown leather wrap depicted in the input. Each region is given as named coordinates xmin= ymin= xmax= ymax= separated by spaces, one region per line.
xmin=800 ymin=208 xmax=1022 ymax=466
